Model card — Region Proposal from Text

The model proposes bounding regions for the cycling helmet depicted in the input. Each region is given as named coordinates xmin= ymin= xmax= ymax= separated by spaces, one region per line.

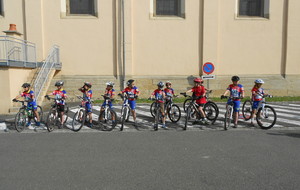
xmin=127 ymin=79 xmax=134 ymax=86
xmin=254 ymin=79 xmax=264 ymax=84
xmin=106 ymin=81 xmax=114 ymax=87
xmin=22 ymin=83 xmax=30 ymax=88
xmin=166 ymin=81 xmax=172 ymax=85
xmin=84 ymin=82 xmax=92 ymax=88
xmin=194 ymin=78 xmax=203 ymax=83
xmin=55 ymin=81 xmax=64 ymax=86
xmin=231 ymin=76 xmax=240 ymax=82
xmin=157 ymin=81 xmax=164 ymax=88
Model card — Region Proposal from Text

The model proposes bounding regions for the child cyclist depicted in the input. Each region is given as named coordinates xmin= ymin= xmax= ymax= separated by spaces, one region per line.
xmin=121 ymin=79 xmax=140 ymax=125
xmin=250 ymin=79 xmax=268 ymax=125
xmin=12 ymin=83 xmax=41 ymax=127
xmin=45 ymin=81 xmax=67 ymax=127
xmin=184 ymin=77 xmax=209 ymax=124
xmin=150 ymin=81 xmax=167 ymax=129
xmin=78 ymin=82 xmax=93 ymax=127
xmin=221 ymin=76 xmax=245 ymax=128
xmin=164 ymin=81 xmax=177 ymax=100
xmin=99 ymin=82 xmax=116 ymax=122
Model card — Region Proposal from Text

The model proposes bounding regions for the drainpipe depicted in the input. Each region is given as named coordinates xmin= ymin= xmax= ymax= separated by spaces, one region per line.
xmin=121 ymin=0 xmax=126 ymax=89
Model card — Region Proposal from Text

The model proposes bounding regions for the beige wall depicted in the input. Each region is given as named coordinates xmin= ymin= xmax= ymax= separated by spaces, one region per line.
xmin=0 ymin=68 xmax=32 ymax=114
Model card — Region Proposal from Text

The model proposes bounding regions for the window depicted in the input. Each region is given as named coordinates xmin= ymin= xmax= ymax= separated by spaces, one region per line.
xmin=238 ymin=0 xmax=269 ymax=18
xmin=67 ymin=0 xmax=96 ymax=16
xmin=155 ymin=0 xmax=184 ymax=17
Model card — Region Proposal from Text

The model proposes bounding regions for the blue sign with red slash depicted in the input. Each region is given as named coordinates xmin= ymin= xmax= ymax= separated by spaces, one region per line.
xmin=203 ymin=62 xmax=215 ymax=75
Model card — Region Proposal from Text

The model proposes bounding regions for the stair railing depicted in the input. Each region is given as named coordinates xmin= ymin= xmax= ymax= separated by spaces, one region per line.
xmin=34 ymin=45 xmax=60 ymax=102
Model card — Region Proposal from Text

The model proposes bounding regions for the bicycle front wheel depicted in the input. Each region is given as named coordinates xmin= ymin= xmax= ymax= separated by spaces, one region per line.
xmin=184 ymin=106 xmax=192 ymax=130
xmin=168 ymin=104 xmax=181 ymax=123
xmin=72 ymin=109 xmax=85 ymax=132
xmin=15 ymin=110 xmax=27 ymax=132
xmin=242 ymin=100 xmax=252 ymax=121
xmin=99 ymin=109 xmax=117 ymax=131
xmin=224 ymin=107 xmax=232 ymax=130
xmin=46 ymin=108 xmax=58 ymax=132
xmin=183 ymin=98 xmax=192 ymax=112
xmin=256 ymin=105 xmax=277 ymax=129
xmin=120 ymin=107 xmax=129 ymax=131
xmin=150 ymin=102 xmax=156 ymax=118
xmin=204 ymin=102 xmax=219 ymax=124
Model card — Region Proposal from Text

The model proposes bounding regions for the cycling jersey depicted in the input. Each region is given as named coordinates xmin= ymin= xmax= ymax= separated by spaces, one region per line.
xmin=152 ymin=89 xmax=165 ymax=103
xmin=191 ymin=86 xmax=207 ymax=104
xmin=164 ymin=88 xmax=174 ymax=101
xmin=102 ymin=88 xmax=115 ymax=108
xmin=51 ymin=89 xmax=67 ymax=105
xmin=122 ymin=86 xmax=139 ymax=101
xmin=251 ymin=87 xmax=264 ymax=101
xmin=80 ymin=89 xmax=93 ymax=113
xmin=21 ymin=90 xmax=37 ymax=110
xmin=227 ymin=84 xmax=244 ymax=101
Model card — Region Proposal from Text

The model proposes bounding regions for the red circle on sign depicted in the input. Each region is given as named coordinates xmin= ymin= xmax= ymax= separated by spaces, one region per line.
xmin=202 ymin=62 xmax=215 ymax=75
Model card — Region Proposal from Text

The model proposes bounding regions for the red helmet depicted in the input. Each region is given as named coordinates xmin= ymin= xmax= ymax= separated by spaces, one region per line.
xmin=194 ymin=78 xmax=203 ymax=83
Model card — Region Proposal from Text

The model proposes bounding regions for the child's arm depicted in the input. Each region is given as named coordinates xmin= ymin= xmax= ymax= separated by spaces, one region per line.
xmin=222 ymin=90 xmax=230 ymax=96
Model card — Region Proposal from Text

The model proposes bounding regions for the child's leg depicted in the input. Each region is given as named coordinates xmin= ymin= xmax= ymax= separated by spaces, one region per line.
xmin=60 ymin=111 xmax=65 ymax=124
xmin=233 ymin=101 xmax=241 ymax=125
xmin=160 ymin=103 xmax=165 ymax=124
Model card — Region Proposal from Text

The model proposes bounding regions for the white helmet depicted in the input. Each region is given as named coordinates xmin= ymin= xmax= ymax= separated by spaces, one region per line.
xmin=254 ymin=79 xmax=264 ymax=84
xmin=106 ymin=81 xmax=114 ymax=87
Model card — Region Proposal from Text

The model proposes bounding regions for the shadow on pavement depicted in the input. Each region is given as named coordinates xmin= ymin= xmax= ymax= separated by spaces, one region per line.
xmin=267 ymin=132 xmax=300 ymax=139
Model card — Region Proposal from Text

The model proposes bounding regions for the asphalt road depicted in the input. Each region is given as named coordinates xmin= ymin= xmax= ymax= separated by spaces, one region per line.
xmin=1 ymin=130 xmax=299 ymax=190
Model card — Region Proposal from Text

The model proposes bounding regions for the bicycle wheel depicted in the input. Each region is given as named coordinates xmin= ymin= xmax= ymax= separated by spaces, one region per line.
xmin=15 ymin=110 xmax=27 ymax=132
xmin=256 ymin=105 xmax=277 ymax=129
xmin=46 ymin=108 xmax=58 ymax=132
xmin=183 ymin=98 xmax=192 ymax=112
xmin=203 ymin=102 xmax=219 ymax=124
xmin=184 ymin=106 xmax=192 ymax=130
xmin=99 ymin=108 xmax=117 ymax=131
xmin=150 ymin=102 xmax=156 ymax=118
xmin=154 ymin=106 xmax=159 ymax=131
xmin=242 ymin=100 xmax=252 ymax=121
xmin=34 ymin=106 xmax=43 ymax=123
xmin=72 ymin=109 xmax=85 ymax=132
xmin=168 ymin=104 xmax=181 ymax=123
xmin=224 ymin=107 xmax=232 ymax=130
xmin=120 ymin=107 xmax=129 ymax=131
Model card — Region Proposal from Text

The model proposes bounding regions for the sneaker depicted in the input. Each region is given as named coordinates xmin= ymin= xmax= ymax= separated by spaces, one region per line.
xmin=162 ymin=124 xmax=168 ymax=129
xmin=133 ymin=121 xmax=137 ymax=127
xmin=203 ymin=118 xmax=210 ymax=125
xmin=35 ymin=121 xmax=41 ymax=127
xmin=88 ymin=122 xmax=93 ymax=128
xmin=233 ymin=124 xmax=238 ymax=128
xmin=26 ymin=122 xmax=31 ymax=127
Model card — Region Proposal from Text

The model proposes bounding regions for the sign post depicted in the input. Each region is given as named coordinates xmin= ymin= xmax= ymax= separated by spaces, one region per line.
xmin=202 ymin=62 xmax=215 ymax=90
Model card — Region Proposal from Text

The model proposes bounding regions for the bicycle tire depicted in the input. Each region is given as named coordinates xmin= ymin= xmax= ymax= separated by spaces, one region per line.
xmin=168 ymin=104 xmax=181 ymax=123
xmin=120 ymin=107 xmax=129 ymax=131
xmin=72 ymin=109 xmax=85 ymax=132
xmin=242 ymin=100 xmax=252 ymax=121
xmin=154 ymin=106 xmax=159 ymax=131
xmin=183 ymin=98 xmax=192 ymax=112
xmin=184 ymin=106 xmax=192 ymax=130
xmin=34 ymin=106 xmax=43 ymax=123
xmin=99 ymin=108 xmax=117 ymax=131
xmin=256 ymin=105 xmax=277 ymax=130
xmin=203 ymin=102 xmax=219 ymax=124
xmin=46 ymin=108 xmax=57 ymax=132
xmin=224 ymin=107 xmax=232 ymax=130
xmin=150 ymin=102 xmax=156 ymax=118
xmin=15 ymin=110 xmax=27 ymax=132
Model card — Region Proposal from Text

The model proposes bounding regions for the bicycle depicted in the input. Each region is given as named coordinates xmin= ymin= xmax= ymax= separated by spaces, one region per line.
xmin=149 ymin=97 xmax=165 ymax=131
xmin=13 ymin=100 xmax=43 ymax=132
xmin=45 ymin=96 xmax=69 ymax=132
xmin=221 ymin=96 xmax=243 ymax=130
xmin=71 ymin=96 xmax=93 ymax=132
xmin=118 ymin=93 xmax=132 ymax=131
xmin=150 ymin=95 xmax=181 ymax=123
xmin=242 ymin=95 xmax=277 ymax=129
xmin=98 ymin=95 xmax=117 ymax=131
xmin=181 ymin=93 xmax=219 ymax=130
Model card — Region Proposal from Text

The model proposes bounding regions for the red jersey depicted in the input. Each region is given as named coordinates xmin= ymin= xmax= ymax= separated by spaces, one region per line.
xmin=251 ymin=87 xmax=264 ymax=101
xmin=122 ymin=86 xmax=139 ymax=101
xmin=152 ymin=89 xmax=165 ymax=103
xmin=227 ymin=84 xmax=244 ymax=101
xmin=191 ymin=86 xmax=206 ymax=104
xmin=104 ymin=88 xmax=115 ymax=98
xmin=51 ymin=89 xmax=67 ymax=105
xmin=21 ymin=90 xmax=35 ymax=101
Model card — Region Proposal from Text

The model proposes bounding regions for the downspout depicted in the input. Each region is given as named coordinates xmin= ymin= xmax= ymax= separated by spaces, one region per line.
xmin=121 ymin=0 xmax=126 ymax=89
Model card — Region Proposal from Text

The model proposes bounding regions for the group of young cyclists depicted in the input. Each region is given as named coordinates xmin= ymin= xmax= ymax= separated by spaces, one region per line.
xmin=11 ymin=75 xmax=268 ymax=130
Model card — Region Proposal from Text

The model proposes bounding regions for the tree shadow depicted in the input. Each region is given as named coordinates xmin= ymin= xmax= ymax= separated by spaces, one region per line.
xmin=267 ymin=131 xmax=300 ymax=139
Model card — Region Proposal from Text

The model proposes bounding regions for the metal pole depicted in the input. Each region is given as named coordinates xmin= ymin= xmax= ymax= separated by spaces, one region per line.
xmin=122 ymin=0 xmax=126 ymax=89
